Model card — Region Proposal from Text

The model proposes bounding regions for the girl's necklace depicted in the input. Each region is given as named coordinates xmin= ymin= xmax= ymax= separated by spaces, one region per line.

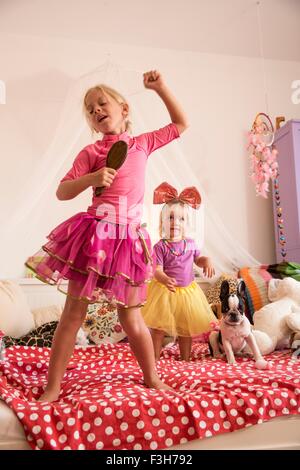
xmin=163 ymin=238 xmax=187 ymax=256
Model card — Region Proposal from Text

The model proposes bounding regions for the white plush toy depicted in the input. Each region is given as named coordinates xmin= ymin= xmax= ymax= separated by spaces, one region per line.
xmin=248 ymin=277 xmax=300 ymax=355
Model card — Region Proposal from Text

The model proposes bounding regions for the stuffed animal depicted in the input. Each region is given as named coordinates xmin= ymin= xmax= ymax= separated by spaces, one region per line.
xmin=247 ymin=277 xmax=300 ymax=355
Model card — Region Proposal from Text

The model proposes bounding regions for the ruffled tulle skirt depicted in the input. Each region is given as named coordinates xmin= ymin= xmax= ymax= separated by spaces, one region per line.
xmin=141 ymin=279 xmax=216 ymax=337
xmin=25 ymin=212 xmax=153 ymax=308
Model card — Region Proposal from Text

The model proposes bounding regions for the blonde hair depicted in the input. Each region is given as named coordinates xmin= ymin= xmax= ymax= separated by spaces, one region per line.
xmin=159 ymin=201 xmax=188 ymax=239
xmin=83 ymin=84 xmax=132 ymax=133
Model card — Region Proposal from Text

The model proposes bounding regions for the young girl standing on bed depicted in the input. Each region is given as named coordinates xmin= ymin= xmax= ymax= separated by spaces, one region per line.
xmin=26 ymin=70 xmax=188 ymax=402
xmin=142 ymin=182 xmax=216 ymax=361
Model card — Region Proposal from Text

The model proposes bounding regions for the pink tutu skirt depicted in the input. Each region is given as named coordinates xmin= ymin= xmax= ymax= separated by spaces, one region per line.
xmin=25 ymin=212 xmax=154 ymax=308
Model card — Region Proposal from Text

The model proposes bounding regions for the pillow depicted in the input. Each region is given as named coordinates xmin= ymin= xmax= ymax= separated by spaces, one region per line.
xmin=205 ymin=274 xmax=239 ymax=305
xmin=2 ymin=321 xmax=58 ymax=348
xmin=31 ymin=304 xmax=63 ymax=328
xmin=238 ymin=265 xmax=272 ymax=319
xmin=0 ymin=280 xmax=35 ymax=337
xmin=82 ymin=301 xmax=126 ymax=344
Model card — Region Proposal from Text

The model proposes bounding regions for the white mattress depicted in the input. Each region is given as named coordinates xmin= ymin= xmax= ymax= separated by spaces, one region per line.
xmin=1 ymin=399 xmax=300 ymax=450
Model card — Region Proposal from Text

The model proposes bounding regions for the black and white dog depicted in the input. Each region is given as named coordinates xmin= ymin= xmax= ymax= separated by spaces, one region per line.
xmin=209 ymin=280 xmax=269 ymax=369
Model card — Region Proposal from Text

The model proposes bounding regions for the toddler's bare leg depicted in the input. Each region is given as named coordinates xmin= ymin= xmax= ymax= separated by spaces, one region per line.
xmin=150 ymin=329 xmax=165 ymax=361
xmin=178 ymin=336 xmax=192 ymax=361
xmin=118 ymin=306 xmax=171 ymax=390
xmin=38 ymin=280 xmax=88 ymax=402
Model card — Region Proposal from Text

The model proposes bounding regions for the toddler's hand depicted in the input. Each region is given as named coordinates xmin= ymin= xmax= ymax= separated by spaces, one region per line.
xmin=89 ymin=167 xmax=117 ymax=188
xmin=165 ymin=276 xmax=177 ymax=292
xmin=202 ymin=257 xmax=215 ymax=278
xmin=143 ymin=70 xmax=165 ymax=91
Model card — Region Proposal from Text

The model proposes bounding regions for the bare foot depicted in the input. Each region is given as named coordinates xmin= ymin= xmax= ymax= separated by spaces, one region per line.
xmin=37 ymin=387 xmax=60 ymax=402
xmin=144 ymin=376 xmax=173 ymax=391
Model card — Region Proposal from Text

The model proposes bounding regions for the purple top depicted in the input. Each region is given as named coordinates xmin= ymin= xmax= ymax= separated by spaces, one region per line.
xmin=154 ymin=238 xmax=200 ymax=287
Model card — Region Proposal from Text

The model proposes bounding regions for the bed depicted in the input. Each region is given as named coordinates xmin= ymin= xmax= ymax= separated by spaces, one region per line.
xmin=0 ymin=341 xmax=300 ymax=450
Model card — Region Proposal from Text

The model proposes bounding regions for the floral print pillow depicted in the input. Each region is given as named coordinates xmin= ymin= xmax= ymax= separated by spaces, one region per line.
xmin=82 ymin=299 xmax=126 ymax=344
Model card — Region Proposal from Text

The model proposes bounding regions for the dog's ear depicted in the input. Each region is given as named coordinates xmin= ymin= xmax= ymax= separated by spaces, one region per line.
xmin=238 ymin=280 xmax=246 ymax=298
xmin=220 ymin=280 xmax=230 ymax=301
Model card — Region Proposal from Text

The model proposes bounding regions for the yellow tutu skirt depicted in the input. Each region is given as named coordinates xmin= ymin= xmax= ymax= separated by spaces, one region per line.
xmin=141 ymin=279 xmax=216 ymax=337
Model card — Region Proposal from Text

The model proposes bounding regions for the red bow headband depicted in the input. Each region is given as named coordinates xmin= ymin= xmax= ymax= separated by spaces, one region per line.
xmin=153 ymin=182 xmax=201 ymax=209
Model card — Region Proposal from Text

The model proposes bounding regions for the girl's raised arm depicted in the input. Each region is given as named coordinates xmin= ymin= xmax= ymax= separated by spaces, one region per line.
xmin=143 ymin=70 xmax=189 ymax=135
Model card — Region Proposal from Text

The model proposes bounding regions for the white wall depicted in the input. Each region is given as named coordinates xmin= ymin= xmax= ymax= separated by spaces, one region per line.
xmin=1 ymin=32 xmax=300 ymax=277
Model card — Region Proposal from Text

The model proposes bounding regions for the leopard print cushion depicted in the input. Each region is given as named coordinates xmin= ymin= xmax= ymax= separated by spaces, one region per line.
xmin=2 ymin=321 xmax=58 ymax=348
xmin=205 ymin=274 xmax=239 ymax=305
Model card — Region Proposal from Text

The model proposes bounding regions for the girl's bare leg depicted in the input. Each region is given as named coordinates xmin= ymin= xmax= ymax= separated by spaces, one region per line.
xmin=178 ymin=336 xmax=192 ymax=361
xmin=118 ymin=307 xmax=171 ymax=390
xmin=38 ymin=280 xmax=88 ymax=402
xmin=150 ymin=329 xmax=165 ymax=361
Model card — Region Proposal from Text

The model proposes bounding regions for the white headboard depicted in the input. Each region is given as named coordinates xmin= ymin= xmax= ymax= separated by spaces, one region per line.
xmin=17 ymin=278 xmax=67 ymax=309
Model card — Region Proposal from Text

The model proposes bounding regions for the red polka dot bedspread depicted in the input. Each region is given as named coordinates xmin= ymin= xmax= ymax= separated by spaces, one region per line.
xmin=0 ymin=342 xmax=299 ymax=450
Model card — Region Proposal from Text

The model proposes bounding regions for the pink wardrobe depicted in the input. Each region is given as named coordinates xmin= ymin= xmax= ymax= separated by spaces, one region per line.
xmin=272 ymin=119 xmax=300 ymax=263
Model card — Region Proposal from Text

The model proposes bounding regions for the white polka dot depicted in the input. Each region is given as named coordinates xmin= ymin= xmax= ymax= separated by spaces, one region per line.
xmin=32 ymin=425 xmax=41 ymax=434
xmin=87 ymin=433 xmax=95 ymax=442
xmin=127 ymin=435 xmax=135 ymax=443
xmin=17 ymin=412 xmax=24 ymax=419
xmin=56 ymin=422 xmax=63 ymax=431
xmin=213 ymin=423 xmax=220 ymax=431
xmin=144 ymin=432 xmax=152 ymax=440
xmin=43 ymin=414 xmax=51 ymax=423
xmin=82 ymin=422 xmax=91 ymax=432
xmin=212 ymin=399 xmax=220 ymax=406
xmin=134 ymin=444 xmax=142 ymax=450
xmin=246 ymin=408 xmax=253 ymax=415
xmin=259 ymin=407 xmax=264 ymax=415
xmin=63 ymin=408 xmax=71 ymax=414
xmin=224 ymin=398 xmax=231 ymax=405
xmin=59 ymin=434 xmax=67 ymax=444
xmin=50 ymin=439 xmax=57 ymax=447
xmin=46 ymin=427 xmax=53 ymax=435
xmin=230 ymin=409 xmax=238 ymax=416
xmin=166 ymin=415 xmax=174 ymax=424
xmin=237 ymin=399 xmax=244 ymax=407
xmin=94 ymin=417 xmax=102 ymax=426
xmin=192 ymin=410 xmax=200 ymax=418
xmin=223 ymin=421 xmax=231 ymax=429
xmin=78 ymin=410 xmax=84 ymax=419
xmin=105 ymin=426 xmax=113 ymax=435
xmin=132 ymin=409 xmax=140 ymax=417
xmin=37 ymin=439 xmax=44 ymax=448
xmin=172 ymin=426 xmax=180 ymax=435
xmin=89 ymin=405 xmax=97 ymax=413
xmin=30 ymin=413 xmax=38 ymax=421
xmin=158 ymin=429 xmax=166 ymax=437
xmin=188 ymin=427 xmax=195 ymax=435
xmin=150 ymin=441 xmax=158 ymax=449
xmin=120 ymin=422 xmax=128 ymax=431
xmin=67 ymin=418 xmax=75 ymax=426
xmin=250 ymin=398 xmax=257 ymax=405
xmin=74 ymin=431 xmax=80 ymax=440
xmin=220 ymin=410 xmax=226 ymax=418
xmin=96 ymin=442 xmax=104 ymax=449
xmin=290 ymin=399 xmax=297 ymax=406
xmin=152 ymin=418 xmax=160 ymax=427
xmin=112 ymin=438 xmax=121 ymax=446
xmin=188 ymin=400 xmax=195 ymax=407
xmin=237 ymin=417 xmax=245 ymax=425
xmin=201 ymin=400 xmax=208 ymax=408
xmin=162 ymin=404 xmax=169 ymax=412
xmin=181 ymin=416 xmax=189 ymax=425
xmin=137 ymin=420 xmax=145 ymax=430
xmin=165 ymin=438 xmax=173 ymax=447
xmin=282 ymin=408 xmax=289 ymax=415
xmin=269 ymin=410 xmax=276 ymax=417
xmin=116 ymin=410 xmax=124 ymax=419
xmin=274 ymin=398 xmax=282 ymax=406
xmin=207 ymin=411 xmax=214 ymax=418
xmin=148 ymin=408 xmax=156 ymax=416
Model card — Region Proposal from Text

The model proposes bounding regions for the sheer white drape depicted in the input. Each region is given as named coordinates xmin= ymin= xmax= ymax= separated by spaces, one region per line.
xmin=0 ymin=61 xmax=259 ymax=279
